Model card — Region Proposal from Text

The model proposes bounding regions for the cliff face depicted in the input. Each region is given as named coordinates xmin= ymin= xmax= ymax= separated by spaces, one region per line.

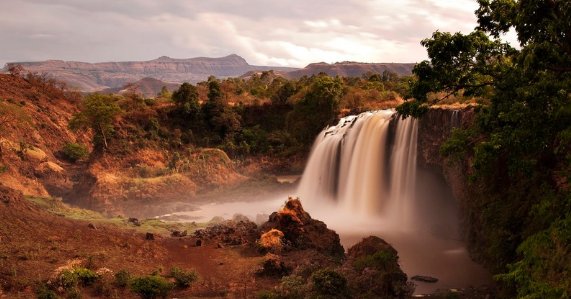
xmin=416 ymin=107 xmax=491 ymax=267
xmin=417 ymin=107 xmax=476 ymax=205
xmin=5 ymin=54 xmax=297 ymax=92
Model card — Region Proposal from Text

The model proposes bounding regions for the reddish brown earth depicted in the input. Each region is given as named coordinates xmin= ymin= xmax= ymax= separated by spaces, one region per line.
xmin=0 ymin=184 xmax=277 ymax=298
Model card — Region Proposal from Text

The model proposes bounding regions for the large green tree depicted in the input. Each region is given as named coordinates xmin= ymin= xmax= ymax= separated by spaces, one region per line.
xmin=69 ymin=94 xmax=121 ymax=150
xmin=400 ymin=1 xmax=570 ymax=297
xmin=287 ymin=75 xmax=344 ymax=145
xmin=202 ymin=78 xmax=241 ymax=139
xmin=172 ymin=82 xmax=200 ymax=117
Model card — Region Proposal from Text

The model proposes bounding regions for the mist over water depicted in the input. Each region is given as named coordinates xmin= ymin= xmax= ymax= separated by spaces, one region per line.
xmin=162 ymin=109 xmax=489 ymax=294
xmin=297 ymin=109 xmax=490 ymax=293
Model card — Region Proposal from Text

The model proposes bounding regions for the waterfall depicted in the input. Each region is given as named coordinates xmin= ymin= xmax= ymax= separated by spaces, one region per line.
xmin=297 ymin=109 xmax=419 ymax=227
xmin=451 ymin=110 xmax=461 ymax=128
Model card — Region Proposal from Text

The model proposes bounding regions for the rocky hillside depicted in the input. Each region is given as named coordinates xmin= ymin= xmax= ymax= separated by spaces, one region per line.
xmin=4 ymin=54 xmax=297 ymax=92
xmin=0 ymin=73 xmax=89 ymax=197
xmin=0 ymin=73 xmax=249 ymax=217
xmin=286 ymin=61 xmax=415 ymax=79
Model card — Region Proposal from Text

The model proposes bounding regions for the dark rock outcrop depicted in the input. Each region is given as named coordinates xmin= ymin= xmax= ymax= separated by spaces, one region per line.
xmin=256 ymin=254 xmax=292 ymax=277
xmin=341 ymin=236 xmax=413 ymax=298
xmin=259 ymin=198 xmax=345 ymax=258
xmin=193 ymin=219 xmax=259 ymax=247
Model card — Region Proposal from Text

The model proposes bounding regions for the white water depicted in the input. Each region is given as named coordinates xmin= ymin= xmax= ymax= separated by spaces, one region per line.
xmin=298 ymin=109 xmax=419 ymax=228
xmin=296 ymin=109 xmax=490 ymax=294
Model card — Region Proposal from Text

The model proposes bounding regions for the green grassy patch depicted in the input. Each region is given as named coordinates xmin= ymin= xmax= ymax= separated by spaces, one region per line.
xmin=25 ymin=196 xmax=205 ymax=236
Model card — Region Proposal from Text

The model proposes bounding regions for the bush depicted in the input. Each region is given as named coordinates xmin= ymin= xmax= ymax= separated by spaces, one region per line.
xmin=353 ymin=250 xmax=398 ymax=272
xmin=58 ymin=270 xmax=79 ymax=290
xmin=130 ymin=275 xmax=173 ymax=299
xmin=58 ymin=267 xmax=98 ymax=288
xmin=310 ymin=269 xmax=349 ymax=298
xmin=74 ymin=267 xmax=98 ymax=286
xmin=114 ymin=269 xmax=131 ymax=288
xmin=278 ymin=275 xmax=306 ymax=298
xmin=169 ymin=267 xmax=198 ymax=288
xmin=36 ymin=284 xmax=59 ymax=299
xmin=62 ymin=143 xmax=89 ymax=162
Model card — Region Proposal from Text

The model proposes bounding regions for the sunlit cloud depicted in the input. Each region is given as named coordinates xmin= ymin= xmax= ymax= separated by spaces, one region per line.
xmin=0 ymin=0 xmax=482 ymax=67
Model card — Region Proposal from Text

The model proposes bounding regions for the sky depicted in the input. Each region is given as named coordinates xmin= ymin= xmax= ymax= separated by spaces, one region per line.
xmin=0 ymin=0 xmax=483 ymax=68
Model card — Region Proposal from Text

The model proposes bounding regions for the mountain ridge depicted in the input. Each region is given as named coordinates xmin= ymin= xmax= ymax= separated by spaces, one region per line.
xmin=3 ymin=54 xmax=416 ymax=93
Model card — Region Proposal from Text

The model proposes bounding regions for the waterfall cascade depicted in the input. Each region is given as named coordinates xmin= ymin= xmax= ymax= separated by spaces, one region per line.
xmin=295 ymin=109 xmax=491 ymax=292
xmin=297 ymin=109 xmax=419 ymax=228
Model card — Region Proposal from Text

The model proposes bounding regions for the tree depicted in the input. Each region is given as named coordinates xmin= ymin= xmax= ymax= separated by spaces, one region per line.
xmin=69 ymin=94 xmax=121 ymax=150
xmin=400 ymin=0 xmax=570 ymax=297
xmin=202 ymin=78 xmax=241 ymax=139
xmin=157 ymin=86 xmax=171 ymax=100
xmin=172 ymin=82 xmax=200 ymax=116
xmin=287 ymin=75 xmax=344 ymax=145
xmin=271 ymin=81 xmax=296 ymax=105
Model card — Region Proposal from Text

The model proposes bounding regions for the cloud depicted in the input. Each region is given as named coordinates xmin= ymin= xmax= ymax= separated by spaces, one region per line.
xmin=0 ymin=0 xmax=480 ymax=67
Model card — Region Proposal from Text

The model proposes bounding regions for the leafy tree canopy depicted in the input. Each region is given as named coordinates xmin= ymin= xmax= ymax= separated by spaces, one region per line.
xmin=399 ymin=1 xmax=570 ymax=297
xmin=172 ymin=82 xmax=200 ymax=116
xmin=69 ymin=93 xmax=121 ymax=150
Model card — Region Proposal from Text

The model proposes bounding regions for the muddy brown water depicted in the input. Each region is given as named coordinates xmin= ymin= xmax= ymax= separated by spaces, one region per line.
xmin=158 ymin=179 xmax=491 ymax=295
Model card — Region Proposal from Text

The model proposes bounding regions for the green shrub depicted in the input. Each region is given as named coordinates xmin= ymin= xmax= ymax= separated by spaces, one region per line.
xmin=130 ymin=275 xmax=173 ymax=299
xmin=62 ymin=143 xmax=89 ymax=162
xmin=36 ymin=284 xmax=59 ymax=299
xmin=56 ymin=267 xmax=98 ymax=291
xmin=66 ymin=287 xmax=81 ymax=299
xmin=169 ymin=267 xmax=198 ymax=289
xmin=353 ymin=250 xmax=398 ymax=272
xmin=114 ymin=269 xmax=131 ymax=288
xmin=58 ymin=270 xmax=79 ymax=290
xmin=278 ymin=274 xmax=306 ymax=298
xmin=310 ymin=269 xmax=349 ymax=297
xmin=74 ymin=267 xmax=98 ymax=286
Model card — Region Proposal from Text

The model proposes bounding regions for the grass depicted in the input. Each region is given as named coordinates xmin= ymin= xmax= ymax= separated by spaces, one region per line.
xmin=25 ymin=196 xmax=206 ymax=236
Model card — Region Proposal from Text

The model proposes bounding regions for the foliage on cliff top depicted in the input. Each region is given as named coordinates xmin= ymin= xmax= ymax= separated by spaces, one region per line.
xmin=402 ymin=0 xmax=571 ymax=297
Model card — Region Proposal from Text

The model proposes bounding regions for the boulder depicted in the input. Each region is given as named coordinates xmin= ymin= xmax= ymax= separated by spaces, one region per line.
xmin=411 ymin=275 xmax=439 ymax=283
xmin=171 ymin=230 xmax=188 ymax=237
xmin=255 ymin=254 xmax=291 ymax=277
xmin=347 ymin=236 xmax=398 ymax=260
xmin=259 ymin=197 xmax=344 ymax=258
xmin=341 ymin=236 xmax=413 ymax=298
xmin=128 ymin=217 xmax=141 ymax=226
xmin=193 ymin=219 xmax=259 ymax=247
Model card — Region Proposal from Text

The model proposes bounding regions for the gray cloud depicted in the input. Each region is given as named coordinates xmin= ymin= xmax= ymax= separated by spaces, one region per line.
xmin=0 ymin=0 xmax=480 ymax=67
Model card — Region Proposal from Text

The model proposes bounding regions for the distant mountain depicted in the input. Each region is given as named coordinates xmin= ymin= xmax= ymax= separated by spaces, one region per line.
xmin=286 ymin=61 xmax=415 ymax=79
xmin=4 ymin=54 xmax=297 ymax=92
xmin=3 ymin=55 xmax=416 ymax=93
xmin=101 ymin=77 xmax=181 ymax=98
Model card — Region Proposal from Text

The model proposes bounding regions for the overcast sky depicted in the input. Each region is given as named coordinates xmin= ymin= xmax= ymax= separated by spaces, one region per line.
xmin=0 ymin=0 xmax=483 ymax=67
